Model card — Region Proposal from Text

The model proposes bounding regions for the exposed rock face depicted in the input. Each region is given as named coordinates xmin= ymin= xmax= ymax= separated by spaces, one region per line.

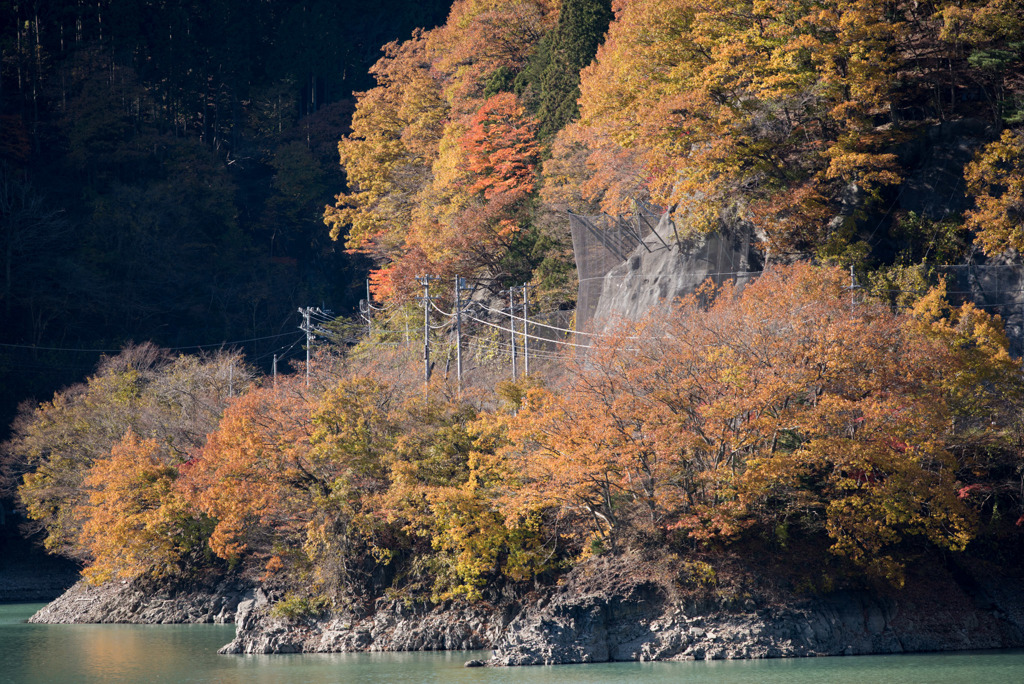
xmin=590 ymin=215 xmax=759 ymax=332
xmin=581 ymin=120 xmax=1020 ymax=344
xmin=219 ymin=554 xmax=1024 ymax=664
xmin=28 ymin=575 xmax=248 ymax=624
xmin=219 ymin=589 xmax=511 ymax=654
xmin=489 ymin=556 xmax=1024 ymax=666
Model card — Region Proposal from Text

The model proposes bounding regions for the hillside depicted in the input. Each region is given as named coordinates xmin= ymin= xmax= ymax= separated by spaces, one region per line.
xmin=3 ymin=0 xmax=1024 ymax=663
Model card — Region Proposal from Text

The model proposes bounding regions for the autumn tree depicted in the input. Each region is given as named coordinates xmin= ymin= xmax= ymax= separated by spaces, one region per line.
xmin=370 ymin=392 xmax=555 ymax=599
xmin=76 ymin=431 xmax=204 ymax=584
xmin=544 ymin=1 xmax=962 ymax=253
xmin=185 ymin=371 xmax=438 ymax=597
xmin=506 ymin=264 xmax=993 ymax=583
xmin=463 ymin=93 xmax=540 ymax=202
xmin=186 ymin=358 xmax=555 ymax=603
xmin=183 ymin=380 xmax=317 ymax=573
xmin=907 ymin=281 xmax=1024 ymax=530
xmin=937 ymin=0 xmax=1024 ymax=124
xmin=433 ymin=0 xmax=557 ymax=116
xmin=325 ymin=2 xmax=557 ymax=301
xmin=325 ymin=33 xmax=446 ymax=260
xmin=964 ymin=128 xmax=1024 ymax=254
xmin=1 ymin=345 xmax=250 ymax=559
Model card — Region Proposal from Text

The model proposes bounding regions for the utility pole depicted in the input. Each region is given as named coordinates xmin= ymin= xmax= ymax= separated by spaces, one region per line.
xmin=454 ymin=276 xmax=471 ymax=394
xmin=366 ymin=279 xmax=373 ymax=338
xmin=360 ymin=299 xmax=370 ymax=337
xmin=509 ymin=288 xmax=517 ymax=381
xmin=273 ymin=354 xmax=278 ymax=388
xmin=416 ymin=275 xmax=438 ymax=385
xmin=522 ymin=283 xmax=530 ymax=377
xmin=849 ymin=265 xmax=858 ymax=311
xmin=298 ymin=306 xmax=314 ymax=387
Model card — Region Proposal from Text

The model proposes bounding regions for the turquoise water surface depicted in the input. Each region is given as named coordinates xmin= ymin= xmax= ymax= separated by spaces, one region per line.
xmin=3 ymin=603 xmax=1024 ymax=684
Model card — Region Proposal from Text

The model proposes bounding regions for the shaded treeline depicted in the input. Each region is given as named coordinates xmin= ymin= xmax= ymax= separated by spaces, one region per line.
xmin=0 ymin=0 xmax=452 ymax=431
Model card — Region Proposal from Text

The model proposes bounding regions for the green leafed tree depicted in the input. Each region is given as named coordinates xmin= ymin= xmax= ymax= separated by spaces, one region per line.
xmin=515 ymin=0 xmax=613 ymax=139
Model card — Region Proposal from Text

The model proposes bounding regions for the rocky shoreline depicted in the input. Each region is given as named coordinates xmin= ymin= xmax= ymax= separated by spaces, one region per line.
xmin=222 ymin=555 xmax=1024 ymax=664
xmin=218 ymin=587 xmax=511 ymax=654
xmin=21 ymin=554 xmax=1024 ymax=665
xmin=28 ymin=574 xmax=249 ymax=624
xmin=488 ymin=556 xmax=1024 ymax=665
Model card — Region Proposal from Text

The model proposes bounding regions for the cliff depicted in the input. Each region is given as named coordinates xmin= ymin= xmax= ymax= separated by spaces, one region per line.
xmin=216 ymin=553 xmax=1024 ymax=664
xmin=28 ymin=573 xmax=248 ymax=625
xmin=488 ymin=555 xmax=1024 ymax=665
xmin=218 ymin=588 xmax=510 ymax=654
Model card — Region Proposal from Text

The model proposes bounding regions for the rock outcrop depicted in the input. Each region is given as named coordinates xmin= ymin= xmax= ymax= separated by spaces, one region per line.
xmin=219 ymin=554 xmax=1024 ymax=664
xmin=29 ymin=574 xmax=248 ymax=624
xmin=219 ymin=588 xmax=511 ymax=654
xmin=589 ymin=214 xmax=759 ymax=331
xmin=28 ymin=551 xmax=1024 ymax=665
xmin=489 ymin=555 xmax=1024 ymax=665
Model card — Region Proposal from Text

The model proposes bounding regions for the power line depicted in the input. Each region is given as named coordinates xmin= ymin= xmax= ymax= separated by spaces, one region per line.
xmin=308 ymin=310 xmax=339 ymax=324
xmin=0 ymin=330 xmax=304 ymax=354
xmin=251 ymin=332 xmax=306 ymax=363
xmin=463 ymin=334 xmax=565 ymax=361
xmin=475 ymin=302 xmax=603 ymax=338
xmin=430 ymin=299 xmax=457 ymax=317
xmin=464 ymin=314 xmax=592 ymax=349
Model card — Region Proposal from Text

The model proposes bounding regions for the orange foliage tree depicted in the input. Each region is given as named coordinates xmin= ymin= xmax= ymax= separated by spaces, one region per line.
xmin=184 ymin=375 xmax=405 ymax=598
xmin=76 ymin=431 xmax=202 ymax=584
xmin=463 ymin=93 xmax=540 ymax=202
xmin=3 ymin=346 xmax=248 ymax=561
xmin=183 ymin=365 xmax=554 ymax=601
xmin=183 ymin=379 xmax=325 ymax=571
xmin=906 ymin=280 xmax=1024 ymax=528
xmin=325 ymin=2 xmax=555 ymax=301
xmin=409 ymin=93 xmax=544 ymax=281
xmin=506 ymin=264 xmax=994 ymax=582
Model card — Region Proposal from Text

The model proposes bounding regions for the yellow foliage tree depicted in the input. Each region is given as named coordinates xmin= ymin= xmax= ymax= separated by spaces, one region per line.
xmin=965 ymin=129 xmax=1024 ymax=255
xmin=324 ymin=1 xmax=557 ymax=301
xmin=76 ymin=431 xmax=196 ymax=584
xmin=547 ymin=0 xmax=912 ymax=251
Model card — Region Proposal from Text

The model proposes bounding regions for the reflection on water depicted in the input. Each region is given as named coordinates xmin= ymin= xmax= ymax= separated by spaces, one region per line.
xmin=3 ymin=602 xmax=1024 ymax=684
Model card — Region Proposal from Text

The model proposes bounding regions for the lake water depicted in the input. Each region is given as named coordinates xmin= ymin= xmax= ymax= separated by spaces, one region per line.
xmin=3 ymin=603 xmax=1024 ymax=684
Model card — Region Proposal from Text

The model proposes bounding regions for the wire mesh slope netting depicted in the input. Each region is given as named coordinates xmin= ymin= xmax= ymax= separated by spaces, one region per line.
xmin=937 ymin=263 xmax=1024 ymax=356
xmin=570 ymin=205 xmax=762 ymax=337
xmin=569 ymin=203 xmax=669 ymax=334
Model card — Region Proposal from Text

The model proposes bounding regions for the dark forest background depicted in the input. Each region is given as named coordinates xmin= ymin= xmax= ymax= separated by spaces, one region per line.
xmin=0 ymin=0 xmax=453 ymax=432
